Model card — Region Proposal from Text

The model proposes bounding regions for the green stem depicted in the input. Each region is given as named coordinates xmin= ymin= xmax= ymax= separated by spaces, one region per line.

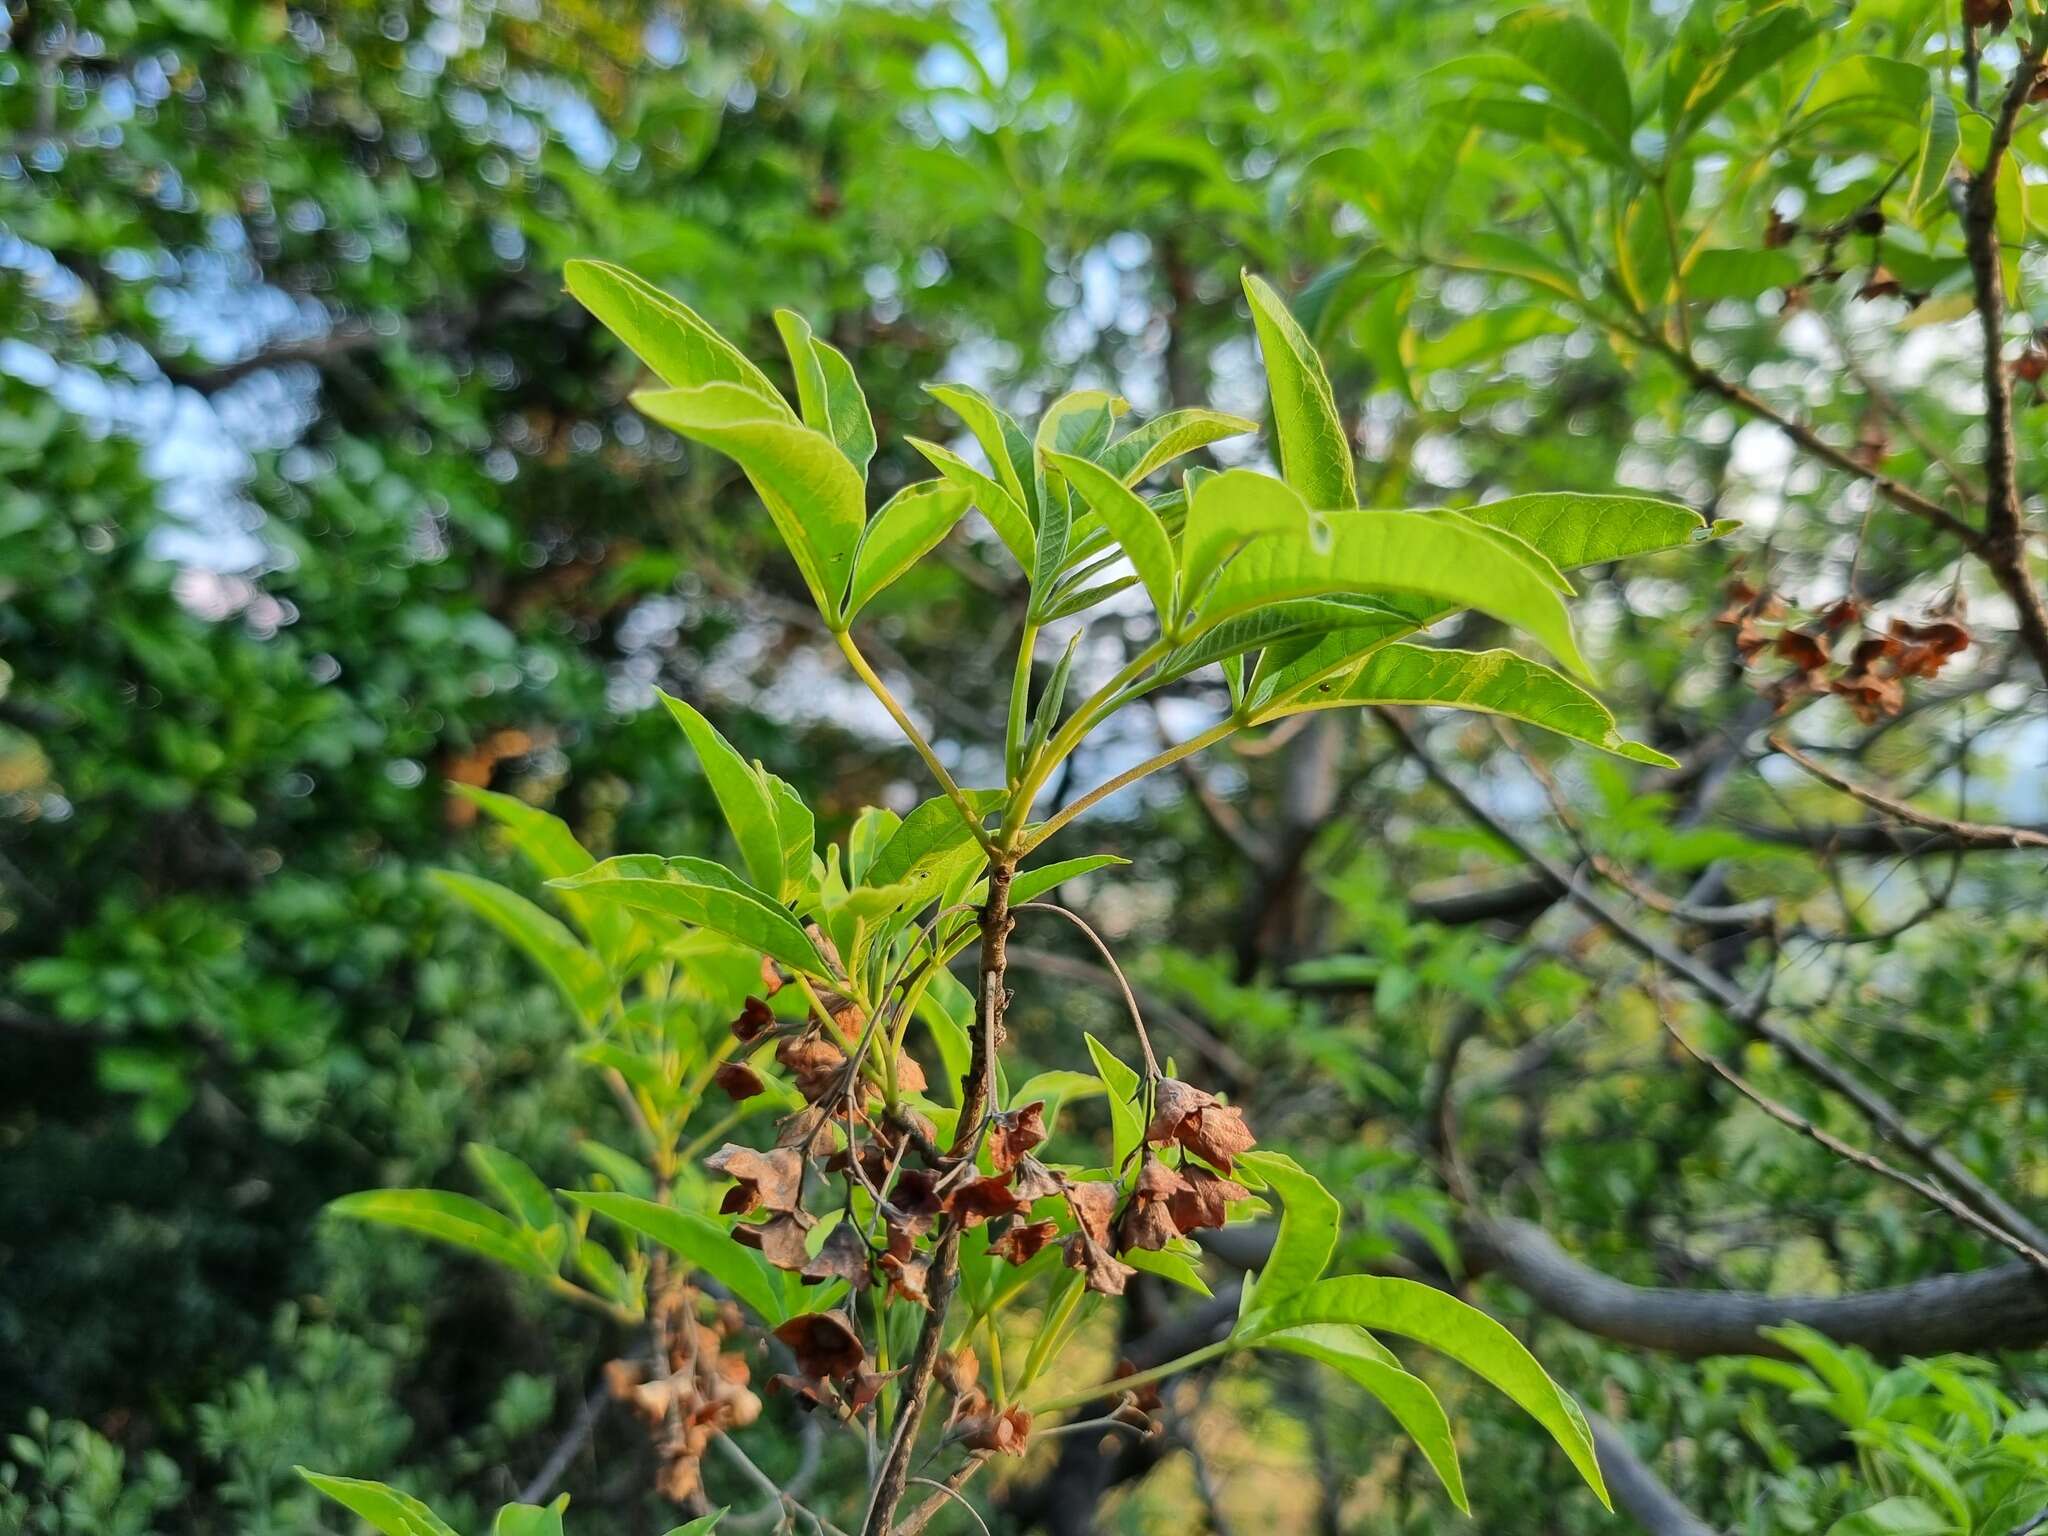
xmin=1027 ymin=1338 xmax=1232 ymax=1415
xmin=1005 ymin=621 xmax=1040 ymax=788
xmin=1022 ymin=716 xmax=1240 ymax=854
xmin=834 ymin=628 xmax=996 ymax=854
xmin=1001 ymin=638 xmax=1170 ymax=843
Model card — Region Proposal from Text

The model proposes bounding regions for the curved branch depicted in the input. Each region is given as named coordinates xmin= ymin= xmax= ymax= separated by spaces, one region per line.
xmin=1463 ymin=1216 xmax=2048 ymax=1359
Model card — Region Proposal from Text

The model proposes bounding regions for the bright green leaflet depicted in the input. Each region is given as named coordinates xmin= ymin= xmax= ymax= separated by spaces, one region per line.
xmin=566 ymin=1192 xmax=786 ymax=1323
xmin=631 ymin=384 xmax=866 ymax=625
xmin=465 ymin=1143 xmax=559 ymax=1231
xmin=658 ymin=692 xmax=789 ymax=900
xmin=1262 ymin=644 xmax=1677 ymax=766
xmin=564 ymin=260 xmax=789 ymax=411
xmin=1237 ymin=1149 xmax=1339 ymax=1310
xmin=552 ymin=856 xmax=830 ymax=978
xmin=1240 ymin=1275 xmax=1609 ymax=1507
xmin=297 ymin=1472 xmax=462 ymax=1536
xmin=846 ymin=482 xmax=971 ymax=619
xmin=1047 ymin=450 xmax=1178 ymax=626
xmin=1259 ymin=1325 xmax=1469 ymax=1512
xmin=1242 ymin=271 xmax=1357 ymax=510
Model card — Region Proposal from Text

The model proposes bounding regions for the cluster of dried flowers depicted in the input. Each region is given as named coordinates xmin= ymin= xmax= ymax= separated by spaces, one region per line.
xmin=682 ymin=944 xmax=1257 ymax=1454
xmin=1716 ymin=579 xmax=1971 ymax=721
xmin=603 ymin=1283 xmax=762 ymax=1503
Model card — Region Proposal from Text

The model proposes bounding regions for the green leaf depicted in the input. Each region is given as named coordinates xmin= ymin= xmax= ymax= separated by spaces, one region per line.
xmin=1457 ymin=492 xmax=1726 ymax=568
xmin=924 ymin=383 xmax=1036 ymax=521
xmin=464 ymin=1144 xmax=558 ymax=1231
xmin=845 ymin=481 xmax=971 ymax=619
xmin=657 ymin=692 xmax=788 ymax=899
xmin=1237 ymin=1150 xmax=1338 ymax=1309
xmin=450 ymin=786 xmax=637 ymax=970
xmin=1909 ymin=93 xmax=1959 ymax=217
xmin=1124 ymin=1244 xmax=1212 ymax=1295
xmin=1683 ymin=248 xmax=1803 ymax=302
xmin=1097 ymin=408 xmax=1257 ymax=486
xmin=763 ymin=772 xmax=817 ymax=904
xmin=1664 ymin=5 xmax=1820 ymax=145
xmin=297 ymin=1471 xmax=461 ymax=1536
xmin=1240 ymin=1276 xmax=1608 ymax=1507
xmin=907 ymin=434 xmax=1035 ymax=571
xmin=1259 ymin=1326 xmax=1469 ymax=1512
xmin=327 ymin=1190 xmax=556 ymax=1279
xmin=1046 ymin=451 xmax=1178 ymax=626
xmin=1020 ymin=632 xmax=1082 ymax=779
xmin=1084 ymin=1033 xmax=1143 ymax=1171
xmin=1446 ymin=232 xmax=1583 ymax=301
xmin=1489 ymin=6 xmax=1634 ymax=160
xmin=1822 ymin=1498 xmax=1955 ymax=1536
xmin=1263 ymin=644 xmax=1676 ymax=766
xmin=1242 ymin=272 xmax=1357 ymax=510
xmin=773 ymin=309 xmax=875 ymax=475
xmin=865 ymin=790 xmax=1003 ymax=895
xmin=631 ymin=385 xmax=865 ymax=624
xmin=492 ymin=1500 xmax=569 ymax=1536
xmin=551 ymin=856 xmax=829 ymax=978
xmin=660 ymin=1512 xmax=727 ymax=1536
xmin=565 ymin=260 xmax=788 ymax=410
xmin=1009 ymin=854 xmax=1128 ymax=905
xmin=566 ymin=1192 xmax=784 ymax=1322
xmin=1185 ymin=472 xmax=1594 ymax=683
xmin=427 ymin=871 xmax=610 ymax=1021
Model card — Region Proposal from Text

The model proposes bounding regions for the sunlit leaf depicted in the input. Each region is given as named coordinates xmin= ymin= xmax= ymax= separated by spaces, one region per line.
xmin=631 ymin=384 xmax=865 ymax=624
xmin=658 ymin=692 xmax=788 ymax=900
xmin=1243 ymin=272 xmax=1357 ymax=510
xmin=297 ymin=1471 xmax=461 ymax=1536
xmin=1262 ymin=644 xmax=1677 ymax=766
xmin=566 ymin=1192 xmax=784 ymax=1322
xmin=565 ymin=260 xmax=788 ymax=409
xmin=1238 ymin=1150 xmax=1338 ymax=1309
xmin=327 ymin=1189 xmax=557 ymax=1279
xmin=551 ymin=856 xmax=830 ymax=978
xmin=845 ymin=481 xmax=971 ymax=619
xmin=1240 ymin=1275 xmax=1608 ymax=1507
xmin=774 ymin=308 xmax=876 ymax=474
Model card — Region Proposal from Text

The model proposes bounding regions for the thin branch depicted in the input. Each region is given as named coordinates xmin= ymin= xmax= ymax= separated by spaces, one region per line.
xmin=515 ymin=1382 xmax=609 ymax=1505
xmin=1377 ymin=708 xmax=2048 ymax=1257
xmin=1770 ymin=736 xmax=2048 ymax=850
xmin=1962 ymin=35 xmax=2048 ymax=678
xmin=1015 ymin=901 xmax=1160 ymax=1078
xmin=1653 ymin=980 xmax=2048 ymax=1276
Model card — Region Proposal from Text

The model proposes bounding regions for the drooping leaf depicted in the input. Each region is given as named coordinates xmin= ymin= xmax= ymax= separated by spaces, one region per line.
xmin=1262 ymin=644 xmax=1677 ymax=766
xmin=1239 ymin=1275 xmax=1608 ymax=1507
xmin=551 ymin=856 xmax=830 ymax=978
xmin=1242 ymin=272 xmax=1357 ymax=509
xmin=297 ymin=1471 xmax=461 ymax=1536
xmin=845 ymin=481 xmax=971 ymax=619
xmin=428 ymin=872 xmax=611 ymax=1022
xmin=1046 ymin=450 xmax=1179 ymax=626
xmin=631 ymin=385 xmax=865 ymax=624
xmin=1260 ymin=1326 xmax=1469 ymax=1512
xmin=327 ymin=1190 xmax=557 ymax=1279
xmin=1908 ymin=93 xmax=1959 ymax=217
xmin=1123 ymin=1244 xmax=1213 ymax=1295
xmin=464 ymin=1143 xmax=559 ymax=1231
xmin=1238 ymin=1150 xmax=1338 ymax=1309
xmin=565 ymin=260 xmax=788 ymax=409
xmin=566 ymin=1192 xmax=784 ymax=1322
